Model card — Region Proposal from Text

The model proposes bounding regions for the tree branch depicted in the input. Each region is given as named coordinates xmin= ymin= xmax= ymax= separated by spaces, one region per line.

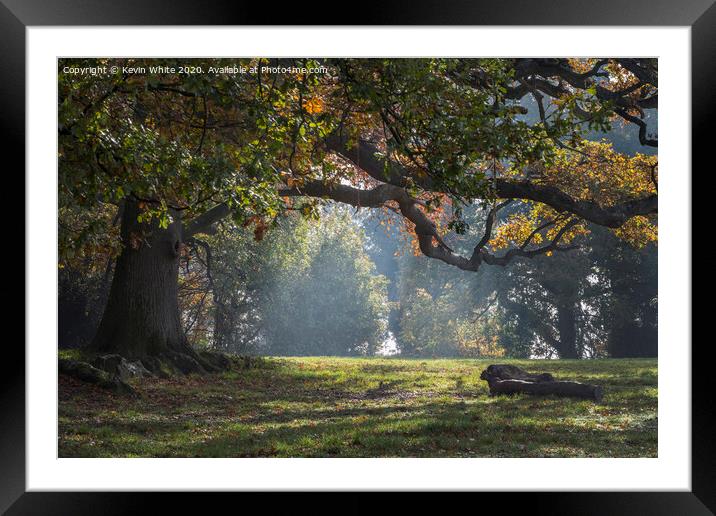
xmin=283 ymin=180 xmax=578 ymax=272
xmin=470 ymin=200 xmax=513 ymax=260
xmin=184 ymin=203 xmax=230 ymax=237
xmin=327 ymin=133 xmax=657 ymax=228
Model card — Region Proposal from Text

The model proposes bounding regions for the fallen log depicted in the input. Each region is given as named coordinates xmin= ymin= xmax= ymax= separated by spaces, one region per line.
xmin=480 ymin=364 xmax=603 ymax=402
xmin=486 ymin=378 xmax=603 ymax=401
xmin=480 ymin=364 xmax=555 ymax=383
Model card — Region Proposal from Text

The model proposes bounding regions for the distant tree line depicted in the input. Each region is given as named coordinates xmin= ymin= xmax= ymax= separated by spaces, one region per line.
xmin=390 ymin=221 xmax=656 ymax=359
xmin=60 ymin=202 xmax=655 ymax=359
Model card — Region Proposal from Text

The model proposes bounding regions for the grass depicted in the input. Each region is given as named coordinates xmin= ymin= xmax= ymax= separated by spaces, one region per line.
xmin=58 ymin=356 xmax=657 ymax=458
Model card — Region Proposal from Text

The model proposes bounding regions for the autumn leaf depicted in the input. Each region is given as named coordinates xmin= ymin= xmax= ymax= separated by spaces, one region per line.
xmin=303 ymin=97 xmax=324 ymax=115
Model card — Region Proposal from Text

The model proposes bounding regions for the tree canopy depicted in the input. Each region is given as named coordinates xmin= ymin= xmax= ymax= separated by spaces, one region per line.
xmin=59 ymin=58 xmax=658 ymax=274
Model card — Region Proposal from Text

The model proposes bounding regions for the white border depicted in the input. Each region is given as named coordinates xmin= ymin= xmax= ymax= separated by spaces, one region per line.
xmin=27 ymin=27 xmax=691 ymax=491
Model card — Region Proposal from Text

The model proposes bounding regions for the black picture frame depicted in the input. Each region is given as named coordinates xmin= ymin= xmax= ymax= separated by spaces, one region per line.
xmin=4 ymin=1 xmax=710 ymax=513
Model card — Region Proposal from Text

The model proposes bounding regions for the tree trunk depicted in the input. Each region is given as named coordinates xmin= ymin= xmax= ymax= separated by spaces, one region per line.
xmin=556 ymin=302 xmax=579 ymax=359
xmin=89 ymin=199 xmax=206 ymax=372
xmin=213 ymin=297 xmax=233 ymax=352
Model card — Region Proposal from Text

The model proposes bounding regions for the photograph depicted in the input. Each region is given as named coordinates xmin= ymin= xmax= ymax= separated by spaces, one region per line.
xmin=0 ymin=0 xmax=709 ymax=505
xmin=57 ymin=57 xmax=659 ymax=459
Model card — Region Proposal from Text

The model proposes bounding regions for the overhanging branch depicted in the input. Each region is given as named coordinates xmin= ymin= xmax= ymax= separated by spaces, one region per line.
xmin=283 ymin=180 xmax=579 ymax=272
xmin=184 ymin=203 xmax=230 ymax=237
xmin=327 ymin=133 xmax=657 ymax=228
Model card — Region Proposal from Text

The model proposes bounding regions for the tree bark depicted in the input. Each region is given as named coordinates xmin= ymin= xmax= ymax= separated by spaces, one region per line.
xmin=556 ymin=302 xmax=579 ymax=359
xmin=480 ymin=364 xmax=555 ymax=383
xmin=89 ymin=199 xmax=206 ymax=372
xmin=59 ymin=358 xmax=138 ymax=397
xmin=213 ymin=297 xmax=235 ymax=352
xmin=486 ymin=378 xmax=603 ymax=401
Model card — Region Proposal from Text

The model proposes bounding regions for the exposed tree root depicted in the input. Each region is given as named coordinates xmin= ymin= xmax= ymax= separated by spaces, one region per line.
xmin=161 ymin=350 xmax=209 ymax=375
xmin=58 ymin=358 xmax=138 ymax=397
xmin=92 ymin=354 xmax=153 ymax=380
xmin=139 ymin=350 xmax=232 ymax=376
xmin=61 ymin=349 xmax=235 ymax=396
xmin=198 ymin=350 xmax=233 ymax=371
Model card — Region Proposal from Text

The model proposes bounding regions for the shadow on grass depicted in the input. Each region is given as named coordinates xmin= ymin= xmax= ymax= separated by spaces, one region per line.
xmin=60 ymin=394 xmax=657 ymax=458
xmin=58 ymin=357 xmax=658 ymax=458
xmin=189 ymin=399 xmax=651 ymax=457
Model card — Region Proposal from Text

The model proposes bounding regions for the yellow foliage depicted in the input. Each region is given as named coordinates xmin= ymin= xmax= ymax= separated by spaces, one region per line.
xmin=457 ymin=334 xmax=505 ymax=358
xmin=492 ymin=141 xmax=657 ymax=250
xmin=303 ymin=97 xmax=324 ymax=115
xmin=614 ymin=215 xmax=658 ymax=248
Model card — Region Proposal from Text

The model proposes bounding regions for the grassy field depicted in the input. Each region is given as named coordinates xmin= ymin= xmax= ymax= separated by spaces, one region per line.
xmin=58 ymin=356 xmax=657 ymax=458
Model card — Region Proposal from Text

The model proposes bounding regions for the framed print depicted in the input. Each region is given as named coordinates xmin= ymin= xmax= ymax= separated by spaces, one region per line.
xmin=5 ymin=0 xmax=712 ymax=513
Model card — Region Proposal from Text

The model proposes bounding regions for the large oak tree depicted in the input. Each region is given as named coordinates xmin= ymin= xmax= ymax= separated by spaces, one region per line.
xmin=59 ymin=57 xmax=658 ymax=370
